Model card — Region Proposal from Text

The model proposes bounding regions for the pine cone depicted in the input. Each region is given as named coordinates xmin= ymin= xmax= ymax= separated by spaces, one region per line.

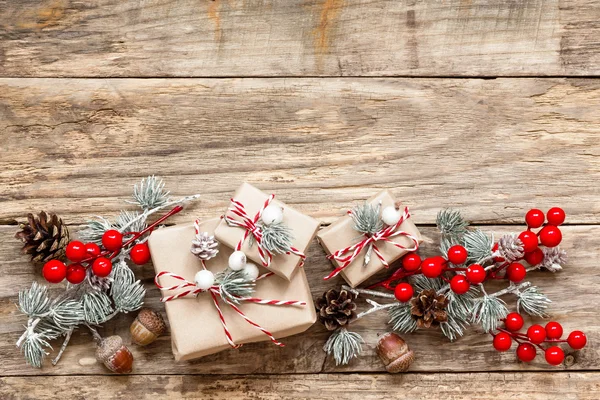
xmin=316 ymin=289 xmax=357 ymax=331
xmin=191 ymin=231 xmax=219 ymax=260
xmin=15 ymin=211 xmax=70 ymax=263
xmin=496 ymin=234 xmax=524 ymax=263
xmin=410 ymin=289 xmax=448 ymax=329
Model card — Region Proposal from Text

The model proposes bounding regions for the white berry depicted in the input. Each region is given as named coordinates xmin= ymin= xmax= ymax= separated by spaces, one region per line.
xmin=261 ymin=204 xmax=284 ymax=225
xmin=228 ymin=250 xmax=247 ymax=271
xmin=382 ymin=206 xmax=401 ymax=226
xmin=194 ymin=270 xmax=215 ymax=290
xmin=242 ymin=262 xmax=259 ymax=281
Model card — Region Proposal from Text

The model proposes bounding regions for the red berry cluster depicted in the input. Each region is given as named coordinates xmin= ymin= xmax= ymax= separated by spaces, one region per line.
xmin=492 ymin=312 xmax=586 ymax=365
xmin=41 ymin=205 xmax=183 ymax=284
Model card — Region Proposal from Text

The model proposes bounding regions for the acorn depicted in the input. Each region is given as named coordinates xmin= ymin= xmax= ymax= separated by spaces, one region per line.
xmin=95 ymin=335 xmax=133 ymax=374
xmin=130 ymin=308 xmax=166 ymax=346
xmin=376 ymin=332 xmax=415 ymax=373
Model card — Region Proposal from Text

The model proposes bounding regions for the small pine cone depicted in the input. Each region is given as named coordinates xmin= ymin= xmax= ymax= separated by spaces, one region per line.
xmin=410 ymin=289 xmax=448 ymax=329
xmin=88 ymin=268 xmax=113 ymax=291
xmin=15 ymin=211 xmax=70 ymax=263
xmin=496 ymin=234 xmax=524 ymax=263
xmin=540 ymin=247 xmax=567 ymax=272
xmin=316 ymin=289 xmax=358 ymax=331
xmin=191 ymin=232 xmax=219 ymax=260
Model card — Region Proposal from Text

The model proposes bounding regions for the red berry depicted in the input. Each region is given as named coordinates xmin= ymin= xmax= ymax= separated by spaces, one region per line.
xmin=66 ymin=241 xmax=86 ymax=262
xmin=525 ymin=209 xmax=545 ymax=228
xmin=546 ymin=207 xmax=566 ymax=226
xmin=567 ymin=331 xmax=587 ymax=350
xmin=545 ymin=321 xmax=563 ymax=339
xmin=450 ymin=275 xmax=470 ymax=295
xmin=524 ymin=247 xmax=544 ymax=266
xmin=402 ymin=253 xmax=421 ymax=272
xmin=421 ymin=256 xmax=445 ymax=278
xmin=492 ymin=243 xmax=505 ymax=263
xmin=394 ymin=282 xmax=414 ymax=303
xmin=493 ymin=332 xmax=512 ymax=352
xmin=85 ymin=242 xmax=101 ymax=257
xmin=42 ymin=260 xmax=67 ymax=283
xmin=66 ymin=264 xmax=87 ymax=284
xmin=466 ymin=264 xmax=486 ymax=284
xmin=545 ymin=346 xmax=565 ymax=366
xmin=504 ymin=312 xmax=524 ymax=332
xmin=92 ymin=257 xmax=113 ymax=277
xmin=518 ymin=231 xmax=539 ymax=253
xmin=539 ymin=225 xmax=562 ymax=247
xmin=506 ymin=263 xmax=526 ymax=283
xmin=130 ymin=242 xmax=151 ymax=265
xmin=516 ymin=343 xmax=537 ymax=362
xmin=527 ymin=324 xmax=547 ymax=344
xmin=102 ymin=229 xmax=123 ymax=251
xmin=447 ymin=245 xmax=468 ymax=265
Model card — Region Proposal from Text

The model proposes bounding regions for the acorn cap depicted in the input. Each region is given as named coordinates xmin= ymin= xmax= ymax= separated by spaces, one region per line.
xmin=136 ymin=308 xmax=166 ymax=336
xmin=376 ymin=332 xmax=415 ymax=373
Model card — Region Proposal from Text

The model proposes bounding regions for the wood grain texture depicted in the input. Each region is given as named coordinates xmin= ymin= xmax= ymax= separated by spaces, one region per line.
xmin=2 ymin=373 xmax=600 ymax=399
xmin=1 ymin=0 xmax=600 ymax=77
xmin=1 ymin=225 xmax=597 ymax=376
xmin=1 ymin=77 xmax=600 ymax=225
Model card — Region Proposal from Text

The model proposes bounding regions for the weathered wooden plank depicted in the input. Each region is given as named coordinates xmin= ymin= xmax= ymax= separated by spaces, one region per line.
xmin=1 ymin=77 xmax=600 ymax=225
xmin=1 ymin=225 xmax=597 ymax=375
xmin=2 ymin=372 xmax=600 ymax=399
xmin=1 ymin=0 xmax=600 ymax=77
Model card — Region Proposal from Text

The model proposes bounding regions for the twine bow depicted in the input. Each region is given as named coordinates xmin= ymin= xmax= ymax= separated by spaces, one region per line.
xmin=155 ymin=262 xmax=306 ymax=348
xmin=223 ymin=195 xmax=306 ymax=268
xmin=324 ymin=206 xmax=419 ymax=280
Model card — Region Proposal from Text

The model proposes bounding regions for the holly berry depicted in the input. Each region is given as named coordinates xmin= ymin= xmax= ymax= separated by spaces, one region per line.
xmin=447 ymin=245 xmax=468 ymax=265
xmin=450 ymin=275 xmax=470 ymax=295
xmin=545 ymin=321 xmax=563 ymax=339
xmin=546 ymin=207 xmax=566 ymax=226
xmin=504 ymin=312 xmax=524 ymax=332
xmin=466 ymin=264 xmax=486 ymax=284
xmin=92 ymin=257 xmax=113 ymax=277
xmin=527 ymin=324 xmax=547 ymax=344
xmin=402 ymin=253 xmax=421 ymax=272
xmin=493 ymin=332 xmax=512 ymax=352
xmin=516 ymin=343 xmax=537 ymax=362
xmin=491 ymin=243 xmax=505 ymax=263
xmin=394 ymin=282 xmax=414 ymax=303
xmin=524 ymin=247 xmax=544 ymax=266
xmin=66 ymin=241 xmax=86 ymax=262
xmin=567 ymin=331 xmax=587 ymax=350
xmin=102 ymin=230 xmax=123 ymax=251
xmin=545 ymin=346 xmax=565 ymax=366
xmin=518 ymin=231 xmax=539 ymax=253
xmin=85 ymin=242 xmax=101 ymax=257
xmin=42 ymin=260 xmax=67 ymax=283
xmin=506 ymin=263 xmax=526 ymax=283
xmin=130 ymin=242 xmax=151 ymax=265
xmin=525 ymin=209 xmax=545 ymax=228
xmin=539 ymin=225 xmax=562 ymax=247
xmin=66 ymin=264 xmax=87 ymax=284
xmin=421 ymin=256 xmax=445 ymax=278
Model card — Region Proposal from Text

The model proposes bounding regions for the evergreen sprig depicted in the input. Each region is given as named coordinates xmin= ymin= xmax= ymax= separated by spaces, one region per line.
xmin=517 ymin=286 xmax=551 ymax=317
xmin=255 ymin=222 xmax=294 ymax=255
xmin=216 ymin=269 xmax=256 ymax=305
xmin=436 ymin=209 xmax=469 ymax=240
xmin=351 ymin=202 xmax=383 ymax=235
xmin=128 ymin=175 xmax=170 ymax=210
xmin=323 ymin=328 xmax=364 ymax=366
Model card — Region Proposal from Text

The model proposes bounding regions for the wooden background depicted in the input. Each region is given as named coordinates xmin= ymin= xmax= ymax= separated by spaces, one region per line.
xmin=1 ymin=0 xmax=600 ymax=398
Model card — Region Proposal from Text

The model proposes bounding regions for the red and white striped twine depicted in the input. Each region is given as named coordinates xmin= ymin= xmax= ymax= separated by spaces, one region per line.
xmin=324 ymin=206 xmax=419 ymax=280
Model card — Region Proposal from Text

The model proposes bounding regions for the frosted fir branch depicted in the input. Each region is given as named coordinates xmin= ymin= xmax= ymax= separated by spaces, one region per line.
xmin=126 ymin=175 xmax=171 ymax=210
xmin=436 ymin=209 xmax=469 ymax=240
xmin=356 ymin=298 xmax=398 ymax=319
xmin=470 ymin=294 xmax=508 ymax=332
xmin=388 ymin=303 xmax=418 ymax=333
xmin=18 ymin=282 xmax=51 ymax=317
xmin=82 ymin=291 xmax=113 ymax=325
xmin=440 ymin=314 xmax=468 ymax=341
xmin=217 ymin=269 xmax=255 ymax=305
xmin=251 ymin=221 xmax=294 ymax=255
xmin=446 ymin=286 xmax=479 ymax=321
xmin=115 ymin=210 xmax=147 ymax=235
xmin=351 ymin=202 xmax=383 ymax=236
xmin=410 ymin=275 xmax=445 ymax=293
xmin=111 ymin=261 xmax=145 ymax=314
xmin=517 ymin=286 xmax=551 ymax=317
xmin=324 ymin=328 xmax=364 ymax=366
xmin=464 ymin=230 xmax=494 ymax=264
xmin=342 ymin=285 xmax=396 ymax=300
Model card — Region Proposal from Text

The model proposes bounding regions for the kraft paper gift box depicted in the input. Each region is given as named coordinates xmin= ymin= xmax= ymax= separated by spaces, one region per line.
xmin=214 ymin=182 xmax=320 ymax=281
xmin=149 ymin=217 xmax=316 ymax=361
xmin=317 ymin=190 xmax=423 ymax=288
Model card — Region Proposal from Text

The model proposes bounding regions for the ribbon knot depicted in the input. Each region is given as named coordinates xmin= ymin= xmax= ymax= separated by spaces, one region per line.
xmin=324 ymin=206 xmax=419 ymax=280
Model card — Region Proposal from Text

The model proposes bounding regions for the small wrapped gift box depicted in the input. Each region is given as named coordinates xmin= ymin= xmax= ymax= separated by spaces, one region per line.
xmin=149 ymin=217 xmax=316 ymax=361
xmin=214 ymin=182 xmax=320 ymax=281
xmin=317 ymin=190 xmax=422 ymax=288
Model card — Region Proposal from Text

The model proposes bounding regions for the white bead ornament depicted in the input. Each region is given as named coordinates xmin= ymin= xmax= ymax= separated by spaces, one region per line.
xmin=382 ymin=206 xmax=402 ymax=226
xmin=242 ymin=262 xmax=259 ymax=281
xmin=261 ymin=204 xmax=284 ymax=225
xmin=194 ymin=270 xmax=215 ymax=290
xmin=228 ymin=250 xmax=247 ymax=271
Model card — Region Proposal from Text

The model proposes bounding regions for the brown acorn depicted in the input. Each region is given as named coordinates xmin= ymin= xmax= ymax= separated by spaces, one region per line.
xmin=130 ymin=308 xmax=166 ymax=346
xmin=95 ymin=335 xmax=134 ymax=374
xmin=376 ymin=332 xmax=414 ymax=373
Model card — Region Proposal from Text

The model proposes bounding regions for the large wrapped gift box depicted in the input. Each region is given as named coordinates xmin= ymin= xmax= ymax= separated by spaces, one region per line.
xmin=149 ymin=217 xmax=316 ymax=361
